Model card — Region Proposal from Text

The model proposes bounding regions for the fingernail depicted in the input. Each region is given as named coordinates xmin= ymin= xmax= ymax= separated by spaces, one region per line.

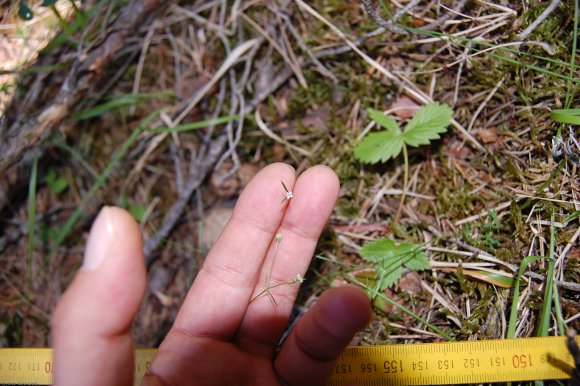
xmin=82 ymin=206 xmax=115 ymax=271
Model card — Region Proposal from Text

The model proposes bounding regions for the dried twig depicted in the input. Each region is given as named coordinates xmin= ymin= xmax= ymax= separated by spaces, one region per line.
xmin=361 ymin=0 xmax=410 ymax=35
xmin=144 ymin=135 xmax=227 ymax=263
xmin=518 ymin=0 xmax=562 ymax=40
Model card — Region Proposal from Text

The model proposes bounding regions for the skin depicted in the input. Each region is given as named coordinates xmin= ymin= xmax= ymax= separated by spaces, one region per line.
xmin=51 ymin=163 xmax=372 ymax=386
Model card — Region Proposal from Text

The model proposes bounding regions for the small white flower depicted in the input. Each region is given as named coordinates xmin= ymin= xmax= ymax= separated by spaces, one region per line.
xmin=281 ymin=181 xmax=293 ymax=203
xmin=293 ymin=273 xmax=305 ymax=283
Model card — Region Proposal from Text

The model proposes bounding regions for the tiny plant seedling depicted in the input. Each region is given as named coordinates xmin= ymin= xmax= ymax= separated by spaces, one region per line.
xmin=250 ymin=233 xmax=305 ymax=306
xmin=281 ymin=180 xmax=293 ymax=203
xmin=251 ymin=181 xmax=303 ymax=306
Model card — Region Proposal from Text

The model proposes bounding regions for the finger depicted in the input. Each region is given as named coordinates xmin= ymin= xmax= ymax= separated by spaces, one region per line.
xmin=275 ymin=286 xmax=372 ymax=386
xmin=235 ymin=165 xmax=340 ymax=357
xmin=170 ymin=163 xmax=296 ymax=340
xmin=52 ymin=207 xmax=146 ymax=386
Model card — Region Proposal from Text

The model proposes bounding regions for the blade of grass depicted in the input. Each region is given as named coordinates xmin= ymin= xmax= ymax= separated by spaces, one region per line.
xmin=538 ymin=213 xmax=556 ymax=337
xmin=552 ymin=283 xmax=566 ymax=335
xmin=565 ymin=0 xmax=578 ymax=108
xmin=55 ymin=139 xmax=99 ymax=179
xmin=48 ymin=109 xmax=161 ymax=259
xmin=550 ymin=109 xmax=580 ymax=125
xmin=402 ymin=26 xmax=579 ymax=83
xmin=507 ymin=255 xmax=544 ymax=338
xmin=26 ymin=157 xmax=39 ymax=289
xmin=347 ymin=275 xmax=455 ymax=341
xmin=151 ymin=114 xmax=240 ymax=133
xmin=43 ymin=3 xmax=100 ymax=53
xmin=69 ymin=92 xmax=172 ymax=121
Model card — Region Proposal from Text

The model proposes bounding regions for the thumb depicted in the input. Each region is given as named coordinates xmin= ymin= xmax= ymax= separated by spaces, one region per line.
xmin=275 ymin=286 xmax=372 ymax=386
xmin=52 ymin=206 xmax=147 ymax=386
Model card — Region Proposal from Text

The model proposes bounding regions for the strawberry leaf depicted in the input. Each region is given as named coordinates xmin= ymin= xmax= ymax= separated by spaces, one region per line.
xmin=354 ymin=104 xmax=452 ymax=164
xmin=402 ymin=102 xmax=453 ymax=147
xmin=354 ymin=109 xmax=402 ymax=163
xmin=354 ymin=130 xmax=404 ymax=163
xmin=359 ymin=238 xmax=430 ymax=291
xmin=367 ymin=108 xmax=400 ymax=132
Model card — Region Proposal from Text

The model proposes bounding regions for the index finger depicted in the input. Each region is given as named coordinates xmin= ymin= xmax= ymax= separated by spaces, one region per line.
xmin=171 ymin=162 xmax=296 ymax=340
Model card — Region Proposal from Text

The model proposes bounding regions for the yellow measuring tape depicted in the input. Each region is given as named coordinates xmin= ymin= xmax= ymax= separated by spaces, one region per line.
xmin=0 ymin=336 xmax=577 ymax=385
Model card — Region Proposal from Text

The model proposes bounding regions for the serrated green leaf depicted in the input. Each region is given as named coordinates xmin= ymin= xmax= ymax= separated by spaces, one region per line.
xmin=354 ymin=130 xmax=404 ymax=163
xmin=360 ymin=238 xmax=399 ymax=262
xmin=360 ymin=238 xmax=430 ymax=290
xmin=367 ymin=108 xmax=401 ymax=132
xmin=376 ymin=263 xmax=404 ymax=290
xmin=403 ymin=249 xmax=430 ymax=271
xmin=402 ymin=103 xmax=452 ymax=147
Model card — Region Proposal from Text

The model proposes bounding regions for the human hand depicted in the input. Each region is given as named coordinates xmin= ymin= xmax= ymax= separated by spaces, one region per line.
xmin=52 ymin=163 xmax=372 ymax=386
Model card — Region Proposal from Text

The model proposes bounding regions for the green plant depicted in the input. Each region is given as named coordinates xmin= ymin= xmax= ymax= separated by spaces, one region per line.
xmin=45 ymin=169 xmax=68 ymax=195
xmin=359 ymin=238 xmax=430 ymax=298
xmin=483 ymin=210 xmax=501 ymax=250
xmin=354 ymin=103 xmax=453 ymax=218
xmin=250 ymin=233 xmax=304 ymax=306
xmin=251 ymin=183 xmax=303 ymax=306
xmin=507 ymin=213 xmax=566 ymax=339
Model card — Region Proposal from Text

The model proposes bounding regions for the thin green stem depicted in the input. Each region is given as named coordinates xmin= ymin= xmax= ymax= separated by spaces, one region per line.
xmin=394 ymin=144 xmax=409 ymax=222
xmin=50 ymin=5 xmax=74 ymax=38
xmin=538 ymin=213 xmax=556 ymax=337
xmin=347 ymin=276 xmax=455 ymax=341
xmin=250 ymin=279 xmax=297 ymax=303
xmin=266 ymin=234 xmax=282 ymax=289
xmin=402 ymin=144 xmax=409 ymax=192
xmin=565 ymin=0 xmax=578 ymax=109
xmin=250 ymin=233 xmax=287 ymax=305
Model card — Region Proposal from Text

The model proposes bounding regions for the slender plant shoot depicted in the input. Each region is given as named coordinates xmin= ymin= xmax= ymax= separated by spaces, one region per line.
xmin=281 ymin=180 xmax=293 ymax=203
xmin=251 ymin=233 xmax=305 ymax=306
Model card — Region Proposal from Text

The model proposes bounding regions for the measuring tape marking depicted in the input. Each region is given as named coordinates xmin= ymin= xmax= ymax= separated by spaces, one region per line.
xmin=0 ymin=336 xmax=577 ymax=385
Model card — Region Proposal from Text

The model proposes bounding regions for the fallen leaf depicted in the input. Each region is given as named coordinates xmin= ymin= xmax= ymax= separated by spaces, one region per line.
xmin=391 ymin=96 xmax=420 ymax=119
xmin=398 ymin=270 xmax=423 ymax=294
xmin=477 ymin=127 xmax=497 ymax=144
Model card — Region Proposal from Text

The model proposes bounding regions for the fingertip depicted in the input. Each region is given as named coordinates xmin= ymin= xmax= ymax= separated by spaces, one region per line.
xmin=296 ymin=286 xmax=371 ymax=361
xmin=52 ymin=205 xmax=146 ymax=386
xmin=315 ymin=286 xmax=372 ymax=338
xmin=82 ymin=206 xmax=142 ymax=271
xmin=300 ymin=164 xmax=340 ymax=193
